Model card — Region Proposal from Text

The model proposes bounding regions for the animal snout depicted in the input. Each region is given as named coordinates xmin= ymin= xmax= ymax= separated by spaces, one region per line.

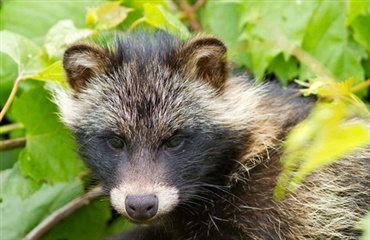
xmin=125 ymin=194 xmax=159 ymax=221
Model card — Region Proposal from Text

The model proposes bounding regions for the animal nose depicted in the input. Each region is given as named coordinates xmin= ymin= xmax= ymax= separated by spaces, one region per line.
xmin=125 ymin=194 xmax=158 ymax=221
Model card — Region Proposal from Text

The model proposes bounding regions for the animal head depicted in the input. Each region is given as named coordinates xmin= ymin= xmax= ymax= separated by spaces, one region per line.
xmin=55 ymin=31 xmax=249 ymax=224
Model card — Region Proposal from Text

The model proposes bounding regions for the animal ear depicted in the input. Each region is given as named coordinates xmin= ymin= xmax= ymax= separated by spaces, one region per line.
xmin=63 ymin=44 xmax=109 ymax=91
xmin=177 ymin=36 xmax=229 ymax=90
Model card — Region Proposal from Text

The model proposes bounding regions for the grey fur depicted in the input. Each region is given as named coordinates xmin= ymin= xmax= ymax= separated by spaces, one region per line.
xmin=52 ymin=31 xmax=370 ymax=240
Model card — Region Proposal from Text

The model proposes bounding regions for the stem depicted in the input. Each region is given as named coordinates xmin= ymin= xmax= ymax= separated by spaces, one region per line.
xmin=0 ymin=137 xmax=26 ymax=151
xmin=351 ymin=79 xmax=370 ymax=93
xmin=191 ymin=0 xmax=205 ymax=12
xmin=0 ymin=123 xmax=24 ymax=135
xmin=24 ymin=186 xmax=105 ymax=240
xmin=175 ymin=0 xmax=203 ymax=31
xmin=289 ymin=45 xmax=335 ymax=80
xmin=0 ymin=75 xmax=30 ymax=123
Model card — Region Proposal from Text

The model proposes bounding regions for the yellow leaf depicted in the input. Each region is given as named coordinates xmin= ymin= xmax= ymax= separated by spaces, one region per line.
xmin=86 ymin=2 xmax=132 ymax=30
xmin=32 ymin=61 xmax=67 ymax=85
xmin=143 ymin=3 xmax=190 ymax=39
xmin=298 ymin=77 xmax=354 ymax=97
xmin=86 ymin=8 xmax=99 ymax=29
xmin=290 ymin=122 xmax=370 ymax=189
xmin=275 ymin=101 xmax=370 ymax=199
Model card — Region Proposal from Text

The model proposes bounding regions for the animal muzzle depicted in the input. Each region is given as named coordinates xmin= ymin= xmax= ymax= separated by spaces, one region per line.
xmin=110 ymin=182 xmax=179 ymax=223
xmin=125 ymin=194 xmax=159 ymax=221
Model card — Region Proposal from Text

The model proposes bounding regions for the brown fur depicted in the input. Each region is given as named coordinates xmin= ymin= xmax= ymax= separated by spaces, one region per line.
xmin=52 ymin=31 xmax=370 ymax=240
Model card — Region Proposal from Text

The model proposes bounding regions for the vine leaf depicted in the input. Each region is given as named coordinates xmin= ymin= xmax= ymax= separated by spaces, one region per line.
xmin=0 ymin=164 xmax=41 ymax=200
xmin=274 ymin=77 xmax=370 ymax=199
xmin=351 ymin=15 xmax=370 ymax=53
xmin=44 ymin=20 xmax=93 ymax=60
xmin=86 ymin=2 xmax=132 ymax=30
xmin=12 ymin=86 xmax=84 ymax=182
xmin=0 ymin=30 xmax=45 ymax=76
xmin=31 ymin=61 xmax=67 ymax=85
xmin=42 ymin=200 xmax=112 ymax=240
xmin=0 ymin=179 xmax=82 ymax=240
xmin=143 ymin=3 xmax=190 ymax=39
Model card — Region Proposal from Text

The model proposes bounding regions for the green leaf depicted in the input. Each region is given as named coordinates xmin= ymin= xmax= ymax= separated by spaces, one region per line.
xmin=44 ymin=20 xmax=93 ymax=60
xmin=12 ymin=86 xmax=84 ymax=182
xmin=143 ymin=3 xmax=190 ymax=39
xmin=86 ymin=2 xmax=132 ymax=30
xmin=347 ymin=0 xmax=370 ymax=25
xmin=202 ymin=2 xmax=241 ymax=47
xmin=332 ymin=46 xmax=365 ymax=83
xmin=237 ymin=1 xmax=318 ymax=80
xmin=275 ymin=102 xmax=370 ymax=199
xmin=359 ymin=211 xmax=370 ymax=240
xmin=0 ymin=164 xmax=41 ymax=200
xmin=31 ymin=61 xmax=67 ymax=85
xmin=249 ymin=41 xmax=281 ymax=81
xmin=104 ymin=218 xmax=133 ymax=238
xmin=0 ymin=179 xmax=82 ymax=240
xmin=0 ymin=53 xmax=18 ymax=107
xmin=234 ymin=1 xmax=368 ymax=84
xmin=239 ymin=1 xmax=318 ymax=46
xmin=0 ymin=150 xmax=17 ymax=171
xmin=42 ymin=200 xmax=112 ymax=240
xmin=300 ymin=1 xmax=364 ymax=82
xmin=0 ymin=30 xmax=45 ymax=75
xmin=363 ymin=59 xmax=370 ymax=78
xmin=351 ymin=15 xmax=370 ymax=52
xmin=268 ymin=54 xmax=299 ymax=85
xmin=0 ymin=0 xmax=104 ymax=43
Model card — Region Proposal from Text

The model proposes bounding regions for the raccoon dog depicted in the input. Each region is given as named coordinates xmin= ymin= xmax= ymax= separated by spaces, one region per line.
xmin=54 ymin=31 xmax=370 ymax=240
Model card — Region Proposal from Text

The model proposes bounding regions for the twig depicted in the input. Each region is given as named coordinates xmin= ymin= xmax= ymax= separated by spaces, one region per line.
xmin=0 ymin=76 xmax=24 ymax=122
xmin=351 ymin=79 xmax=370 ymax=93
xmin=288 ymin=44 xmax=335 ymax=80
xmin=191 ymin=0 xmax=206 ymax=12
xmin=0 ymin=123 xmax=24 ymax=135
xmin=175 ymin=0 xmax=205 ymax=31
xmin=24 ymin=186 xmax=105 ymax=240
xmin=0 ymin=137 xmax=26 ymax=151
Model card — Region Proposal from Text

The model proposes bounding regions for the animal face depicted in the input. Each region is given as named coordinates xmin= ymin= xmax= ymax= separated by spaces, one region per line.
xmin=56 ymin=32 xmax=245 ymax=223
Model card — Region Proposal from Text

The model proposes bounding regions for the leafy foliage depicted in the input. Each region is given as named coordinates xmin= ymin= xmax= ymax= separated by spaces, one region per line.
xmin=0 ymin=30 xmax=46 ymax=76
xmin=12 ymin=86 xmax=83 ymax=182
xmin=42 ymin=200 xmax=111 ymax=240
xmin=0 ymin=0 xmax=369 ymax=239
xmin=86 ymin=2 xmax=132 ymax=31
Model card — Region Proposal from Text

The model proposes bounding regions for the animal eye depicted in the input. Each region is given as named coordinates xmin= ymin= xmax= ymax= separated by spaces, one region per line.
xmin=165 ymin=136 xmax=185 ymax=149
xmin=107 ymin=136 xmax=125 ymax=150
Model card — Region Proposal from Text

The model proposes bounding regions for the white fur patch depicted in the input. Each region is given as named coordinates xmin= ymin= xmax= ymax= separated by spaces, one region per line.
xmin=110 ymin=182 xmax=179 ymax=221
xmin=70 ymin=54 xmax=99 ymax=69
xmin=47 ymin=83 xmax=88 ymax=129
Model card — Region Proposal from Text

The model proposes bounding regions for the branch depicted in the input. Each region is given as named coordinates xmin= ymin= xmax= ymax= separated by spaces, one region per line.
xmin=0 ymin=76 xmax=24 ymax=122
xmin=352 ymin=78 xmax=370 ymax=93
xmin=175 ymin=0 xmax=205 ymax=32
xmin=0 ymin=137 xmax=26 ymax=151
xmin=24 ymin=186 xmax=105 ymax=240
xmin=190 ymin=0 xmax=206 ymax=12
xmin=0 ymin=123 xmax=24 ymax=135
